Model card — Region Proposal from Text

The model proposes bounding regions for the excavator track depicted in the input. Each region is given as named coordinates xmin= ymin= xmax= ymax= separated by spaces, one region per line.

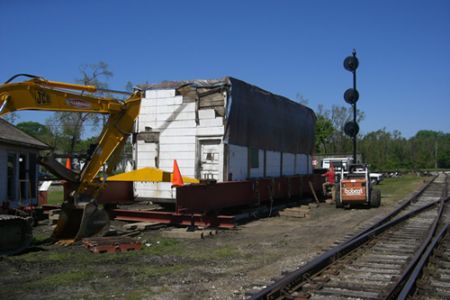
xmin=0 ymin=214 xmax=33 ymax=256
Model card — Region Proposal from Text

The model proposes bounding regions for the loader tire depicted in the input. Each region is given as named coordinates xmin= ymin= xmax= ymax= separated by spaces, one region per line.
xmin=335 ymin=185 xmax=343 ymax=208
xmin=370 ymin=189 xmax=381 ymax=208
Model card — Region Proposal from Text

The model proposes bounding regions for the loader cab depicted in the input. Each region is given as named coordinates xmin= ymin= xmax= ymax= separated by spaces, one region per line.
xmin=335 ymin=164 xmax=381 ymax=208
xmin=322 ymin=157 xmax=353 ymax=183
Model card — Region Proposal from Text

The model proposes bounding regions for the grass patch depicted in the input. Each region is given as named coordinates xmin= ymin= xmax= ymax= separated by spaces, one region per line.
xmin=208 ymin=245 xmax=237 ymax=259
xmin=47 ymin=190 xmax=64 ymax=205
xmin=376 ymin=174 xmax=426 ymax=204
xmin=187 ymin=244 xmax=239 ymax=260
xmin=25 ymin=270 xmax=92 ymax=288
xmin=141 ymin=237 xmax=183 ymax=256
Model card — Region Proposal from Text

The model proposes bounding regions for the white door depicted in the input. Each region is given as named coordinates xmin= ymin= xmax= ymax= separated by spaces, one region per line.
xmin=199 ymin=139 xmax=221 ymax=180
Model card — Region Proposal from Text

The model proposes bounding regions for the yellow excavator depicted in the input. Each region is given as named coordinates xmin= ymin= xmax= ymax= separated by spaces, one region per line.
xmin=0 ymin=74 xmax=144 ymax=249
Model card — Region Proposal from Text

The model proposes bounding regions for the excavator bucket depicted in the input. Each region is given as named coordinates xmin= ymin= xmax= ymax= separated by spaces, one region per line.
xmin=52 ymin=202 xmax=110 ymax=242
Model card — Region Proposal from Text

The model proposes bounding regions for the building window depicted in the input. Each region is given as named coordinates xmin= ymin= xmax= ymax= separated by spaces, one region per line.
xmin=7 ymin=153 xmax=16 ymax=201
xmin=249 ymin=148 xmax=259 ymax=169
xmin=29 ymin=153 xmax=37 ymax=199
xmin=19 ymin=154 xmax=28 ymax=204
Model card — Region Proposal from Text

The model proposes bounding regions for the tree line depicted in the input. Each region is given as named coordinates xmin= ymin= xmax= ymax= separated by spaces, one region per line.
xmin=315 ymin=105 xmax=450 ymax=170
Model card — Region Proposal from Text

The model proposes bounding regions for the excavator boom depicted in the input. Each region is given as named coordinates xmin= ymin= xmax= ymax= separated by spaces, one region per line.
xmin=0 ymin=74 xmax=142 ymax=242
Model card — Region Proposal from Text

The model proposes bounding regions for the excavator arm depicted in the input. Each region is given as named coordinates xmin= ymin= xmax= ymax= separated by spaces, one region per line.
xmin=0 ymin=74 xmax=142 ymax=241
xmin=0 ymin=75 xmax=141 ymax=198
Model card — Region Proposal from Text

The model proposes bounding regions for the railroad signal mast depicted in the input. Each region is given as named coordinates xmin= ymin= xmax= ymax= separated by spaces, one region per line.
xmin=334 ymin=51 xmax=381 ymax=209
xmin=343 ymin=49 xmax=359 ymax=163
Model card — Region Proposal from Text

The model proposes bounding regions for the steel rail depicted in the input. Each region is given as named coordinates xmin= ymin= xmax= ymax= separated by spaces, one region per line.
xmin=396 ymin=174 xmax=449 ymax=299
xmin=249 ymin=197 xmax=443 ymax=300
xmin=397 ymin=222 xmax=450 ymax=299
xmin=383 ymin=195 xmax=449 ymax=299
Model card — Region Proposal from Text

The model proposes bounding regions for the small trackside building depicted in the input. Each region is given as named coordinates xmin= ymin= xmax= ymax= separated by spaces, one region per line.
xmin=0 ymin=119 xmax=50 ymax=208
xmin=133 ymin=77 xmax=316 ymax=203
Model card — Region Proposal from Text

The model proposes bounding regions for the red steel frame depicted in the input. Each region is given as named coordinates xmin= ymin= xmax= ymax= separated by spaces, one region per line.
xmin=50 ymin=174 xmax=323 ymax=229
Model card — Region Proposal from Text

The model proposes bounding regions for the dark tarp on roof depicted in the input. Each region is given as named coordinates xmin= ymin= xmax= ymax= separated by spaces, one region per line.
xmin=225 ymin=77 xmax=316 ymax=155
xmin=141 ymin=77 xmax=316 ymax=155
xmin=0 ymin=118 xmax=49 ymax=149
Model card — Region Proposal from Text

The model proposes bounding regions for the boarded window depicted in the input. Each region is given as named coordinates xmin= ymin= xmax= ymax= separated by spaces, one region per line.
xmin=249 ymin=148 xmax=259 ymax=169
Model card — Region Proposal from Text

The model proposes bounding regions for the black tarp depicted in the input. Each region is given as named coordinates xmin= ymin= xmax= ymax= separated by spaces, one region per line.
xmin=224 ymin=77 xmax=316 ymax=155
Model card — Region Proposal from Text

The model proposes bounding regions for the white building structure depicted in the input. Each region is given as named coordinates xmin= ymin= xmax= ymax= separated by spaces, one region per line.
xmin=133 ymin=77 xmax=316 ymax=203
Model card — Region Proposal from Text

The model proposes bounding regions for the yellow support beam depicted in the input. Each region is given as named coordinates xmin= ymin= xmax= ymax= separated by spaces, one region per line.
xmin=106 ymin=167 xmax=199 ymax=184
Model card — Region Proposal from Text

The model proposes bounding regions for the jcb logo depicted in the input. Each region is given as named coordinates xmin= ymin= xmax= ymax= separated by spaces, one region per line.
xmin=35 ymin=90 xmax=50 ymax=105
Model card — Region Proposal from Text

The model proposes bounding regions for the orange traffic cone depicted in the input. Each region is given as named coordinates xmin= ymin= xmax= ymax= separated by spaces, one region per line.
xmin=65 ymin=157 xmax=71 ymax=170
xmin=171 ymin=160 xmax=184 ymax=187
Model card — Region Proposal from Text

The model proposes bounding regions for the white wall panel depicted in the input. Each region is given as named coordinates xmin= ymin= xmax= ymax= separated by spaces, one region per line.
xmin=196 ymin=126 xmax=224 ymax=136
xmin=145 ymin=89 xmax=177 ymax=99
xmin=282 ymin=153 xmax=295 ymax=176
xmin=198 ymin=109 xmax=216 ymax=119
xmin=266 ymin=151 xmax=281 ymax=177
xmin=198 ymin=118 xmax=223 ymax=127
xmin=227 ymin=144 xmax=247 ymax=181
xmin=249 ymin=150 xmax=264 ymax=178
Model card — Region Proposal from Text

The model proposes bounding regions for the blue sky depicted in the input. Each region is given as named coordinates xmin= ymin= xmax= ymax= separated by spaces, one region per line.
xmin=1 ymin=0 xmax=449 ymax=138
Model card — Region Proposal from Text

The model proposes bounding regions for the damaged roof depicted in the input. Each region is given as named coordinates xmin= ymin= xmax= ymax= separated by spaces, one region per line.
xmin=139 ymin=76 xmax=316 ymax=155
xmin=0 ymin=118 xmax=50 ymax=150
xmin=138 ymin=78 xmax=228 ymax=90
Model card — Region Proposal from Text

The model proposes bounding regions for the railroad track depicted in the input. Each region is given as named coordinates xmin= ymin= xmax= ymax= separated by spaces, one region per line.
xmin=249 ymin=172 xmax=449 ymax=300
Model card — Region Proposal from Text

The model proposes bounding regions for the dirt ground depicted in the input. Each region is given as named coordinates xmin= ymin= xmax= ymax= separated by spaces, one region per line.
xmin=1 ymin=177 xmax=427 ymax=300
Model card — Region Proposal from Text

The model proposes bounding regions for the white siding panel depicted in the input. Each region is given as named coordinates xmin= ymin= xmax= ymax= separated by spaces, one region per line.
xmin=159 ymin=136 xmax=195 ymax=144
xmin=145 ymin=89 xmax=177 ymax=98
xmin=160 ymin=128 xmax=197 ymax=136
xmin=158 ymin=151 xmax=196 ymax=160
xmin=141 ymin=111 xmax=196 ymax=122
xmin=282 ymin=153 xmax=295 ymax=176
xmin=198 ymin=118 xmax=223 ymax=127
xmin=266 ymin=151 xmax=281 ymax=177
xmin=156 ymin=120 xmax=197 ymax=129
xmin=196 ymin=126 xmax=224 ymax=136
xmin=249 ymin=150 xmax=264 ymax=178
xmin=159 ymin=159 xmax=195 ymax=170
xmin=159 ymin=143 xmax=195 ymax=153
xmin=227 ymin=144 xmax=247 ymax=181
xmin=137 ymin=142 xmax=157 ymax=152
xmin=154 ymin=103 xmax=195 ymax=114
xmin=198 ymin=109 xmax=216 ymax=119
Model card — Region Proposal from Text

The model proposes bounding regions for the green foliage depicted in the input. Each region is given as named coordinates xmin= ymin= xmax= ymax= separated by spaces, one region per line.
xmin=16 ymin=121 xmax=54 ymax=146
xmin=315 ymin=115 xmax=334 ymax=153
xmin=314 ymin=104 xmax=449 ymax=170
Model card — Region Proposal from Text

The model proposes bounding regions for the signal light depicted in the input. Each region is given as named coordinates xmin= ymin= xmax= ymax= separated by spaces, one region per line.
xmin=344 ymin=88 xmax=359 ymax=104
xmin=344 ymin=121 xmax=359 ymax=137
xmin=343 ymin=55 xmax=359 ymax=72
